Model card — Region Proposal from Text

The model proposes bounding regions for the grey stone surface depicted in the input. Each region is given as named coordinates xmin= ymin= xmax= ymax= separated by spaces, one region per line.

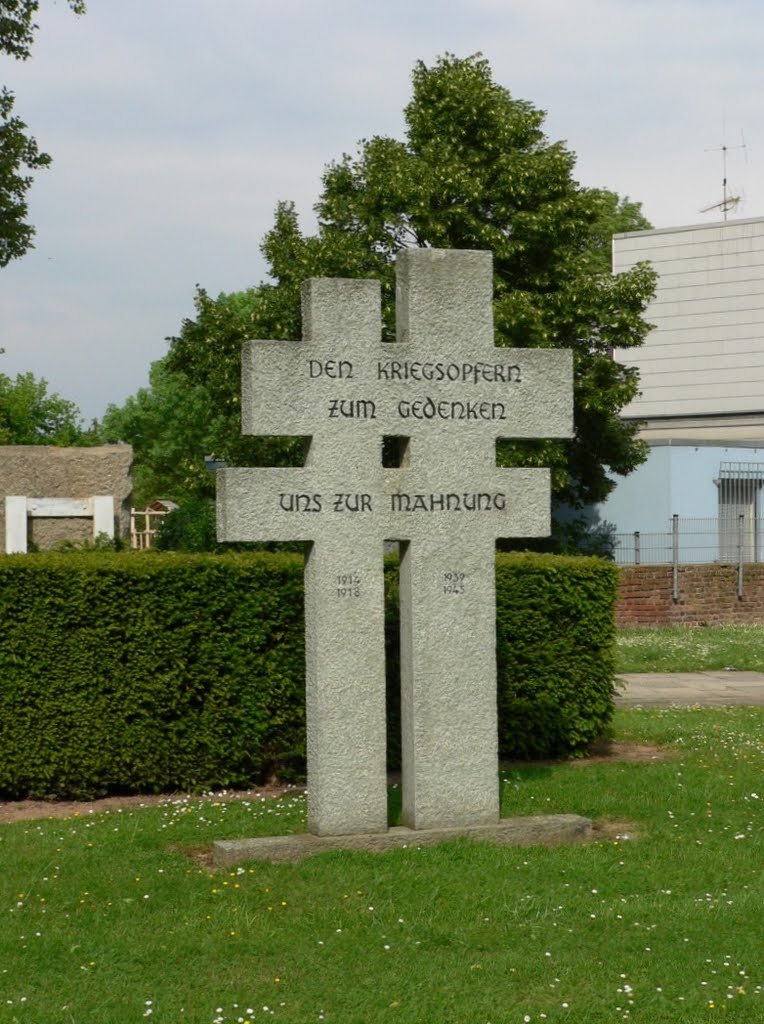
xmin=217 ymin=248 xmax=573 ymax=836
xmin=393 ymin=251 xmax=571 ymax=829
xmin=213 ymin=814 xmax=593 ymax=866
xmin=0 ymin=445 xmax=133 ymax=549
xmin=220 ymin=278 xmax=389 ymax=837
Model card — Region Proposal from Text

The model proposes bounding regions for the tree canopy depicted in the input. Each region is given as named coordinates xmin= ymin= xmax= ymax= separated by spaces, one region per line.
xmin=1 ymin=0 xmax=85 ymax=266
xmin=109 ymin=54 xmax=656 ymax=538
xmin=0 ymin=354 xmax=93 ymax=445
xmin=99 ymin=288 xmax=300 ymax=507
xmin=251 ymin=55 xmax=655 ymax=507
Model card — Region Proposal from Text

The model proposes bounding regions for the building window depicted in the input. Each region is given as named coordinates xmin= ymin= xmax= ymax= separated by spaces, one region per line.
xmin=717 ymin=462 xmax=764 ymax=563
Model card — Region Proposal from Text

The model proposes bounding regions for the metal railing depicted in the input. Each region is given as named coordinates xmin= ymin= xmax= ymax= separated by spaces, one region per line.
xmin=614 ymin=514 xmax=757 ymax=597
xmin=614 ymin=515 xmax=763 ymax=566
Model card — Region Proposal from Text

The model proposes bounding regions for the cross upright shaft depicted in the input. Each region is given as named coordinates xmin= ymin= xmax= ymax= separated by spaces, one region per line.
xmin=390 ymin=250 xmax=571 ymax=828
xmin=219 ymin=278 xmax=390 ymax=837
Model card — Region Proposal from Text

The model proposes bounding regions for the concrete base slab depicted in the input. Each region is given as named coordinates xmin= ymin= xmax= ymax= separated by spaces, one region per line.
xmin=213 ymin=814 xmax=593 ymax=866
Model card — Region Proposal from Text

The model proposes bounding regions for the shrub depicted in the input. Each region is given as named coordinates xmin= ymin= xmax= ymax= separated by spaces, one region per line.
xmin=0 ymin=552 xmax=305 ymax=798
xmin=154 ymin=497 xmax=219 ymax=552
xmin=496 ymin=552 xmax=618 ymax=758
xmin=0 ymin=550 xmax=617 ymax=798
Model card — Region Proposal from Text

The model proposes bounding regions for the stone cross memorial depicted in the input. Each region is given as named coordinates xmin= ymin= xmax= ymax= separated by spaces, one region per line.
xmin=218 ymin=249 xmax=573 ymax=838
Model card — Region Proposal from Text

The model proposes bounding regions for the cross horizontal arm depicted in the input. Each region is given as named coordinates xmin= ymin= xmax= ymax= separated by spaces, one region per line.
xmin=217 ymin=466 xmax=551 ymax=543
xmin=242 ymin=342 xmax=573 ymax=442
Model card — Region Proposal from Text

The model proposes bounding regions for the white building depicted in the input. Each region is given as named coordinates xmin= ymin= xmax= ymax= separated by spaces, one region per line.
xmin=600 ymin=216 xmax=764 ymax=563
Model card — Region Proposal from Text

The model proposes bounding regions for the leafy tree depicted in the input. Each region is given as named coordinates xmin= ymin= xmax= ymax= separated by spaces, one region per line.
xmin=163 ymin=286 xmax=261 ymax=451
xmin=153 ymin=496 xmax=220 ymax=552
xmin=1 ymin=0 xmax=85 ymax=266
xmin=250 ymin=54 xmax=656 ymax=511
xmin=101 ymin=288 xmax=299 ymax=507
xmin=0 ymin=85 xmax=50 ymax=266
xmin=99 ymin=357 xmax=215 ymax=507
xmin=113 ymin=54 xmax=656 ymax=543
xmin=0 ymin=357 xmax=92 ymax=444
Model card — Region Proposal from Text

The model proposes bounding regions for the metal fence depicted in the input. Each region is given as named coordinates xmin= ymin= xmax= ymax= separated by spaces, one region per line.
xmin=614 ymin=515 xmax=763 ymax=567
xmin=614 ymin=514 xmax=759 ymax=599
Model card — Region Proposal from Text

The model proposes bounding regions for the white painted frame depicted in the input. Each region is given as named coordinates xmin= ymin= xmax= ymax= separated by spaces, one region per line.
xmin=4 ymin=495 xmax=115 ymax=554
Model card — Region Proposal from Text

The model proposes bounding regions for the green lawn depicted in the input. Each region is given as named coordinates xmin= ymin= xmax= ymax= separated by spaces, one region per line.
xmin=616 ymin=623 xmax=764 ymax=673
xmin=2 ymin=707 xmax=763 ymax=1023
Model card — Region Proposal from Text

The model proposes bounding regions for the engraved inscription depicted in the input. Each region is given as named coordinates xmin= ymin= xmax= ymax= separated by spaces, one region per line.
xmin=328 ymin=398 xmax=377 ymax=420
xmin=332 ymin=493 xmax=372 ymax=512
xmin=279 ymin=492 xmax=322 ymax=512
xmin=390 ymin=492 xmax=507 ymax=512
xmin=336 ymin=572 xmax=361 ymax=598
xmin=377 ymin=360 xmax=521 ymax=384
xmin=309 ymin=359 xmax=354 ymax=379
xmin=397 ymin=398 xmax=506 ymax=421
xmin=278 ymin=493 xmax=375 ymax=513
xmin=443 ymin=571 xmax=466 ymax=595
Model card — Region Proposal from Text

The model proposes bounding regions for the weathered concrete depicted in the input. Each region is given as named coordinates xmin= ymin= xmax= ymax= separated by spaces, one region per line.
xmin=392 ymin=250 xmax=571 ymax=830
xmin=617 ymin=670 xmax=764 ymax=706
xmin=5 ymin=495 xmax=115 ymax=553
xmin=0 ymin=445 xmax=132 ymax=550
xmin=213 ymin=814 xmax=593 ymax=866
xmin=219 ymin=278 xmax=389 ymax=837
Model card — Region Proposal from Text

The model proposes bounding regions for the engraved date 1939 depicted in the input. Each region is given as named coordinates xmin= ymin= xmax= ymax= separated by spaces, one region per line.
xmin=336 ymin=573 xmax=361 ymax=598
xmin=443 ymin=570 xmax=466 ymax=595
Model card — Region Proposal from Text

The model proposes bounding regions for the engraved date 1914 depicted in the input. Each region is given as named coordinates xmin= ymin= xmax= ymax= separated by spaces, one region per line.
xmin=443 ymin=570 xmax=466 ymax=595
xmin=336 ymin=573 xmax=361 ymax=598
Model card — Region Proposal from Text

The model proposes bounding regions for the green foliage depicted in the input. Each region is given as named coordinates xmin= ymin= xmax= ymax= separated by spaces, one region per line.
xmin=0 ymin=359 xmax=94 ymax=444
xmin=154 ymin=496 xmax=219 ymax=552
xmin=164 ymin=288 xmax=303 ymax=474
xmin=0 ymin=86 xmax=50 ymax=266
xmin=48 ymin=531 xmax=124 ymax=553
xmin=500 ymin=513 xmax=617 ymax=558
xmin=99 ymin=357 xmax=217 ymax=504
xmin=0 ymin=552 xmax=306 ymax=798
xmin=164 ymin=287 xmax=260 ymax=420
xmin=2 ymin=707 xmax=763 ymax=1023
xmin=0 ymin=551 xmax=616 ymax=798
xmin=384 ymin=555 xmax=402 ymax=770
xmin=253 ymin=54 xmax=656 ymax=509
xmin=110 ymin=54 xmax=654 ymax=524
xmin=1 ymin=2 xmax=86 ymax=60
xmin=496 ymin=552 xmax=618 ymax=758
xmin=100 ymin=289 xmax=301 ymax=504
xmin=0 ymin=1 xmax=85 ymax=266
xmin=617 ymin=622 xmax=764 ymax=673
xmin=152 ymin=496 xmax=301 ymax=554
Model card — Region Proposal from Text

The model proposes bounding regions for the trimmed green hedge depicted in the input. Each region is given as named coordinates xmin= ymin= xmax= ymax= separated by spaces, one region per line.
xmin=0 ymin=551 xmax=617 ymax=799
xmin=496 ymin=553 xmax=618 ymax=759
xmin=0 ymin=553 xmax=306 ymax=798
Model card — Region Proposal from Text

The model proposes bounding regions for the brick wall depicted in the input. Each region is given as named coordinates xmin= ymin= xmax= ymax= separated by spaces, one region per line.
xmin=617 ymin=563 xmax=764 ymax=628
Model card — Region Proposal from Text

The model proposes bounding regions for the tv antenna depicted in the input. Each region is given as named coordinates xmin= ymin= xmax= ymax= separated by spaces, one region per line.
xmin=702 ymin=127 xmax=747 ymax=220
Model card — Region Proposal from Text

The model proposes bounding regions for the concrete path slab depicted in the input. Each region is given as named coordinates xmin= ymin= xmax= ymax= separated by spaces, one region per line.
xmin=616 ymin=671 xmax=764 ymax=707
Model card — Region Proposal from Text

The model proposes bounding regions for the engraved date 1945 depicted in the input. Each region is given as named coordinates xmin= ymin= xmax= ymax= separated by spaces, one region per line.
xmin=443 ymin=570 xmax=466 ymax=595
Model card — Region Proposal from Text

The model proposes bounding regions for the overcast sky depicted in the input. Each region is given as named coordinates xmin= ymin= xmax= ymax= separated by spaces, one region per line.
xmin=1 ymin=0 xmax=761 ymax=422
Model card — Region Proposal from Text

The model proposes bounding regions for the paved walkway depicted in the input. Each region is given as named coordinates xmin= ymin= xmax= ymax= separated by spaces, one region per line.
xmin=616 ymin=670 xmax=764 ymax=707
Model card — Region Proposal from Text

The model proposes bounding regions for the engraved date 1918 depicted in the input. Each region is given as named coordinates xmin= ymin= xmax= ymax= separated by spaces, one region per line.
xmin=336 ymin=573 xmax=361 ymax=598
xmin=443 ymin=570 xmax=466 ymax=595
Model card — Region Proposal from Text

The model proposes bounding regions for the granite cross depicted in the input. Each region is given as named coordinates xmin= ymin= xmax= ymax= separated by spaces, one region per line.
xmin=217 ymin=248 xmax=573 ymax=836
